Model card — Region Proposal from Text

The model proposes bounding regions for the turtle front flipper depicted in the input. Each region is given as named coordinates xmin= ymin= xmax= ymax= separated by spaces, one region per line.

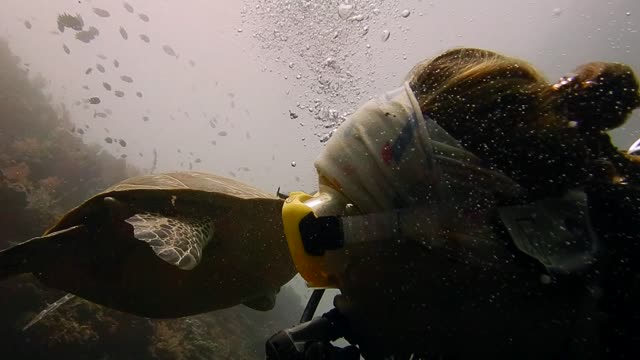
xmin=0 ymin=225 xmax=89 ymax=280
xmin=125 ymin=213 xmax=214 ymax=270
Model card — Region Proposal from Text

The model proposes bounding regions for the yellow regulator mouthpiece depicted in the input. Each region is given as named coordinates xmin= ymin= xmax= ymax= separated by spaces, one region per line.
xmin=282 ymin=192 xmax=338 ymax=288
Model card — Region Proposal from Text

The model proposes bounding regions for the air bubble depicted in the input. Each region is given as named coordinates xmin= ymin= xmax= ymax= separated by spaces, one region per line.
xmin=381 ymin=29 xmax=390 ymax=41
xmin=338 ymin=4 xmax=354 ymax=19
xmin=291 ymin=161 xmax=297 ymax=167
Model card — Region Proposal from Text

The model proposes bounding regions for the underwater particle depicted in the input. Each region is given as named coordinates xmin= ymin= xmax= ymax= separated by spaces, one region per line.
xmin=105 ymin=108 xmax=112 ymax=115
xmin=195 ymin=158 xmax=202 ymax=163
xmin=97 ymin=54 xmax=107 ymax=60
xmin=57 ymin=13 xmax=84 ymax=32
xmin=114 ymin=59 xmax=120 ymax=68
xmin=381 ymin=29 xmax=390 ymax=42
xmin=88 ymin=96 xmax=101 ymax=104
xmin=114 ymin=90 xmax=125 ymax=97
xmin=540 ymin=274 xmax=552 ymax=284
xmin=85 ymin=67 xmax=93 ymax=74
xmin=162 ymin=45 xmax=176 ymax=56
xmin=138 ymin=13 xmax=150 ymax=22
xmin=139 ymin=34 xmax=150 ymax=43
xmin=118 ymin=139 xmax=127 ymax=147
xmin=124 ymin=2 xmax=134 ymax=13
xmin=24 ymin=20 xmax=32 ymax=29
xmin=96 ymin=63 xmax=105 ymax=73
xmin=143 ymin=115 xmax=149 ymax=121
xmin=136 ymin=91 xmax=143 ymax=98
xmin=119 ymin=26 xmax=128 ymax=40
xmin=338 ymin=4 xmax=354 ymax=19
xmin=218 ymin=131 xmax=228 ymax=136
xmin=93 ymin=8 xmax=111 ymax=17
xmin=401 ymin=9 xmax=411 ymax=18
xmin=291 ymin=161 xmax=296 ymax=167
xmin=62 ymin=44 xmax=71 ymax=54
xmin=120 ymin=75 xmax=133 ymax=83
xmin=104 ymin=137 xmax=113 ymax=144
xmin=103 ymin=82 xmax=111 ymax=90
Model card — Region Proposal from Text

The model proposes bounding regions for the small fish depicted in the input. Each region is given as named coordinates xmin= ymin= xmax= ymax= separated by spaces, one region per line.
xmin=118 ymin=139 xmax=127 ymax=147
xmin=120 ymin=75 xmax=133 ymax=83
xmin=57 ymin=13 xmax=84 ymax=32
xmin=119 ymin=26 xmax=128 ymax=40
xmin=121 ymin=154 xmax=127 ymax=159
xmin=113 ymin=59 xmax=120 ymax=68
xmin=289 ymin=110 xmax=298 ymax=119
xmin=124 ymin=2 xmax=134 ymax=13
xmin=24 ymin=20 xmax=32 ymax=29
xmin=105 ymin=108 xmax=112 ymax=115
xmin=85 ymin=67 xmax=93 ymax=75
xmin=93 ymin=8 xmax=111 ymax=18
xmin=96 ymin=64 xmax=105 ymax=73
xmin=138 ymin=13 xmax=150 ymax=22
xmin=218 ymin=131 xmax=228 ymax=136
xmin=103 ymin=82 xmax=111 ymax=91
xmin=189 ymin=59 xmax=195 ymax=67
xmin=195 ymin=158 xmax=202 ymax=163
xmin=75 ymin=26 xmax=99 ymax=43
xmin=82 ymin=85 xmax=90 ymax=90
xmin=62 ymin=44 xmax=70 ymax=54
xmin=77 ymin=128 xmax=85 ymax=135
xmin=114 ymin=90 xmax=125 ymax=97
xmin=136 ymin=91 xmax=143 ymax=98
xmin=162 ymin=45 xmax=176 ymax=57
xmin=142 ymin=116 xmax=149 ymax=122
xmin=94 ymin=111 xmax=107 ymax=118
xmin=97 ymin=54 xmax=107 ymax=60
xmin=139 ymin=34 xmax=150 ymax=43
xmin=88 ymin=97 xmax=101 ymax=104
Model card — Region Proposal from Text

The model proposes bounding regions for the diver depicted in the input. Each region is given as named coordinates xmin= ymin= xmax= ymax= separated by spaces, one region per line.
xmin=270 ymin=48 xmax=640 ymax=359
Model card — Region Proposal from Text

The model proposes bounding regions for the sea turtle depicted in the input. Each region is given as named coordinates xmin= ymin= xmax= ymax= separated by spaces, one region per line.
xmin=0 ymin=171 xmax=297 ymax=318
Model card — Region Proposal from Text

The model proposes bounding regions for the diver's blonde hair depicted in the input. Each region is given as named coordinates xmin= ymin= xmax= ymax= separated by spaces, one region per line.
xmin=407 ymin=48 xmax=555 ymax=133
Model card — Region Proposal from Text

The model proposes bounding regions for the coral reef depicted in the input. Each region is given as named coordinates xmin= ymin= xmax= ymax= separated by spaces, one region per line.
xmin=0 ymin=37 xmax=304 ymax=359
